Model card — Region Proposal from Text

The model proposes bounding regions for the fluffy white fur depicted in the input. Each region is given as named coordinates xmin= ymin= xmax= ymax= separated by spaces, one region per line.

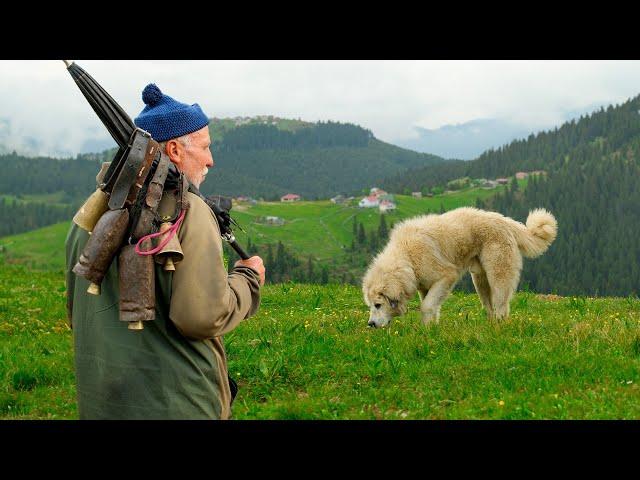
xmin=362 ymin=207 xmax=557 ymax=328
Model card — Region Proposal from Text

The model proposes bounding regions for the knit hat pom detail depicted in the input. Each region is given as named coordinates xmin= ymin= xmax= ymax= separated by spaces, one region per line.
xmin=142 ymin=84 xmax=163 ymax=106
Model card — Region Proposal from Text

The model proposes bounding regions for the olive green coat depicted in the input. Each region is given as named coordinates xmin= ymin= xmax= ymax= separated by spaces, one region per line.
xmin=65 ymin=189 xmax=261 ymax=419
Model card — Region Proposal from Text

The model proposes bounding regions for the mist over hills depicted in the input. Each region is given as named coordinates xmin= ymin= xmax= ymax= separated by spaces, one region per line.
xmin=395 ymin=103 xmax=610 ymax=160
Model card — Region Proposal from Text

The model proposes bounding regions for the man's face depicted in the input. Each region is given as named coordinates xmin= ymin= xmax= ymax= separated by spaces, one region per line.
xmin=170 ymin=126 xmax=214 ymax=188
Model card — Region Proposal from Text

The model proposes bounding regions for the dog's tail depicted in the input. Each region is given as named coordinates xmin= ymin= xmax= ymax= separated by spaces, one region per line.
xmin=510 ymin=208 xmax=558 ymax=258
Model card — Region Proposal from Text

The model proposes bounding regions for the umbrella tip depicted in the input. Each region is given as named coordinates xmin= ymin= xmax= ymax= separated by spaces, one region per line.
xmin=63 ymin=60 xmax=74 ymax=68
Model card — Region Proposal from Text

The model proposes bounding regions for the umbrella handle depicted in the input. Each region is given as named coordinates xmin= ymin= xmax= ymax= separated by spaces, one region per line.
xmin=63 ymin=60 xmax=74 ymax=68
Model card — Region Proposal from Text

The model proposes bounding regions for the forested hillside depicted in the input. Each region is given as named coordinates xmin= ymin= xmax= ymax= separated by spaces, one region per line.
xmin=200 ymin=120 xmax=445 ymax=199
xmin=383 ymin=96 xmax=640 ymax=297
xmin=0 ymin=118 xmax=445 ymax=236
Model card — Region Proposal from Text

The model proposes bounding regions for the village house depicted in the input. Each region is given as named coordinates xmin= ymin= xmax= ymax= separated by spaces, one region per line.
xmin=234 ymin=195 xmax=257 ymax=205
xmin=496 ymin=178 xmax=509 ymax=185
xmin=515 ymin=172 xmax=529 ymax=180
xmin=481 ymin=180 xmax=498 ymax=189
xmin=281 ymin=193 xmax=301 ymax=202
xmin=369 ymin=187 xmax=387 ymax=198
xmin=264 ymin=216 xmax=285 ymax=226
xmin=412 ymin=192 xmax=422 ymax=198
xmin=330 ymin=194 xmax=346 ymax=204
xmin=379 ymin=199 xmax=397 ymax=213
xmin=359 ymin=195 xmax=380 ymax=208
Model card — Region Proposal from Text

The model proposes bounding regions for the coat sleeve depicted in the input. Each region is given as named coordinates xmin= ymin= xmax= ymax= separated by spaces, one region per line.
xmin=168 ymin=192 xmax=261 ymax=340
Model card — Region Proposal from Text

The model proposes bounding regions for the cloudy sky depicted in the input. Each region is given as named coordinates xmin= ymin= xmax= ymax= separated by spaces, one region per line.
xmin=2 ymin=60 xmax=640 ymax=158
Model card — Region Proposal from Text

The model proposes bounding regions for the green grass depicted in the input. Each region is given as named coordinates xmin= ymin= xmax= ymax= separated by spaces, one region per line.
xmin=226 ymin=286 xmax=640 ymax=419
xmin=4 ymin=181 xmax=637 ymax=419
xmin=0 ymin=260 xmax=76 ymax=419
xmin=0 ymin=222 xmax=70 ymax=272
xmin=229 ymin=186 xmax=508 ymax=263
xmin=2 ymin=256 xmax=639 ymax=419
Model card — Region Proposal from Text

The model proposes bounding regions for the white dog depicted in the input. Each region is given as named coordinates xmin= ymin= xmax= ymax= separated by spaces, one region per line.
xmin=362 ymin=207 xmax=557 ymax=328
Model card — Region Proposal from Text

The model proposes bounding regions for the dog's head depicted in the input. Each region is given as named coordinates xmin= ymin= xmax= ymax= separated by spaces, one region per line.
xmin=362 ymin=256 xmax=416 ymax=328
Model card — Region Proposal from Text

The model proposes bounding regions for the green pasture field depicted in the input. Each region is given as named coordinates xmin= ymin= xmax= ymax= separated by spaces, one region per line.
xmin=229 ymin=186 xmax=508 ymax=263
xmin=0 ymin=185 xmax=506 ymax=270
xmin=1 ymin=219 xmax=639 ymax=419
xmin=1 ymin=192 xmax=70 ymax=206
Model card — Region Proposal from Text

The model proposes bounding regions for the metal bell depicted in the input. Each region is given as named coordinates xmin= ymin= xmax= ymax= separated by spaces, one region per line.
xmin=154 ymin=222 xmax=184 ymax=271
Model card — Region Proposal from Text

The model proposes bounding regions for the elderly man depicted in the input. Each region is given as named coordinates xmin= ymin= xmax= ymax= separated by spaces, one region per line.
xmin=65 ymin=83 xmax=265 ymax=419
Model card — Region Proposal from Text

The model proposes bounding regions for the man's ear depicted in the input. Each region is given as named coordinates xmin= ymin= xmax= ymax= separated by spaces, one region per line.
xmin=165 ymin=139 xmax=183 ymax=167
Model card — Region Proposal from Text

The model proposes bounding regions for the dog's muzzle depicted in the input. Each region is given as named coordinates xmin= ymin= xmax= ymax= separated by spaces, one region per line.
xmin=367 ymin=316 xmax=390 ymax=328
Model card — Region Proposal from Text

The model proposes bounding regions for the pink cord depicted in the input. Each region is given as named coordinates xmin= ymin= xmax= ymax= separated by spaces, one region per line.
xmin=135 ymin=209 xmax=186 ymax=256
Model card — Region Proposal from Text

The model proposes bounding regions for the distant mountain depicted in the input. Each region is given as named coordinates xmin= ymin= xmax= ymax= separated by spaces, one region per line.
xmin=394 ymin=103 xmax=609 ymax=160
xmin=396 ymin=118 xmax=532 ymax=160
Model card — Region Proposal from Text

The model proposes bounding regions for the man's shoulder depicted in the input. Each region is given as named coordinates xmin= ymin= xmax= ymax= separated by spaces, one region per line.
xmin=183 ymin=191 xmax=220 ymax=232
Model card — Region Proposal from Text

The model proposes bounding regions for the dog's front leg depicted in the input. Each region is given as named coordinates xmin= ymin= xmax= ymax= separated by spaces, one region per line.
xmin=420 ymin=275 xmax=457 ymax=326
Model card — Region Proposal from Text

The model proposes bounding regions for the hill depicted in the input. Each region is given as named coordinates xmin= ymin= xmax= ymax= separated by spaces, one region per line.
xmin=382 ymin=96 xmax=640 ymax=297
xmin=0 ymin=181 xmax=517 ymax=286
xmin=199 ymin=119 xmax=446 ymax=200
xmin=0 ymin=117 xmax=446 ymax=210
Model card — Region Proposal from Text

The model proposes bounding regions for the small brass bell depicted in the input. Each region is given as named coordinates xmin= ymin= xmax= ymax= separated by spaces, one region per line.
xmin=154 ymin=222 xmax=184 ymax=271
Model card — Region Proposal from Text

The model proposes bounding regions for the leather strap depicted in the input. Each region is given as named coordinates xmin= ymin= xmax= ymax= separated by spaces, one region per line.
xmin=108 ymin=130 xmax=152 ymax=210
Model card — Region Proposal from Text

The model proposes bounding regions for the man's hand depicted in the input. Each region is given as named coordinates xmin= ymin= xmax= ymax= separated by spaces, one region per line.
xmin=235 ymin=256 xmax=265 ymax=286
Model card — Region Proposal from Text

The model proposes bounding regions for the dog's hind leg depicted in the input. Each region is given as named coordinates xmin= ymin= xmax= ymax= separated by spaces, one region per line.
xmin=481 ymin=243 xmax=522 ymax=321
xmin=420 ymin=273 xmax=458 ymax=326
xmin=471 ymin=270 xmax=494 ymax=319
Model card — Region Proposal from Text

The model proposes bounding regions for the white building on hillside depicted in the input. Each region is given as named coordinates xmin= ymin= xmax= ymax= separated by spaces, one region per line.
xmin=379 ymin=199 xmax=396 ymax=213
xmin=359 ymin=195 xmax=380 ymax=208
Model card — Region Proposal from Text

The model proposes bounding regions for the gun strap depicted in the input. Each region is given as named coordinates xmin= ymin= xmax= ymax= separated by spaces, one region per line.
xmin=126 ymin=150 xmax=171 ymax=243
xmin=109 ymin=130 xmax=154 ymax=210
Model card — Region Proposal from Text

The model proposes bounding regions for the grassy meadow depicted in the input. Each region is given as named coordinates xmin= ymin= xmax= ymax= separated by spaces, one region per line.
xmin=1 ymin=188 xmax=639 ymax=419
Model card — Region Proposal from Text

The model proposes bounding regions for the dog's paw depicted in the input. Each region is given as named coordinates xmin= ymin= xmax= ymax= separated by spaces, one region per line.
xmin=421 ymin=309 xmax=440 ymax=326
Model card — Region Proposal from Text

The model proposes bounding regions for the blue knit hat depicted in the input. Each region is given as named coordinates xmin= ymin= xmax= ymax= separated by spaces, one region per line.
xmin=134 ymin=84 xmax=210 ymax=142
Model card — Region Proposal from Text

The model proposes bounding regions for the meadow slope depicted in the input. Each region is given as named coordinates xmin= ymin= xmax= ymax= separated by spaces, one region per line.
xmin=1 ymin=220 xmax=639 ymax=418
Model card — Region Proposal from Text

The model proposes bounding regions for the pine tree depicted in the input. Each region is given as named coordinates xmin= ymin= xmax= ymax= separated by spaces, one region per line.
xmin=357 ymin=223 xmax=366 ymax=245
xmin=306 ymin=255 xmax=315 ymax=283
xmin=321 ymin=266 xmax=329 ymax=284
xmin=510 ymin=176 xmax=519 ymax=193
xmin=378 ymin=214 xmax=388 ymax=242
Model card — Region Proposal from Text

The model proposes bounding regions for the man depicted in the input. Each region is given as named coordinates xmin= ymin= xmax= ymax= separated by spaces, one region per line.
xmin=65 ymin=83 xmax=265 ymax=419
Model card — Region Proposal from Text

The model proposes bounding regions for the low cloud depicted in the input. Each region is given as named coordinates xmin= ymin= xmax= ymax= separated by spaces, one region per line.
xmin=1 ymin=60 xmax=640 ymax=157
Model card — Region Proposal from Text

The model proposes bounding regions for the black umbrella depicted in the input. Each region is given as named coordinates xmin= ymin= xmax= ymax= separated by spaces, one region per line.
xmin=64 ymin=60 xmax=135 ymax=148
